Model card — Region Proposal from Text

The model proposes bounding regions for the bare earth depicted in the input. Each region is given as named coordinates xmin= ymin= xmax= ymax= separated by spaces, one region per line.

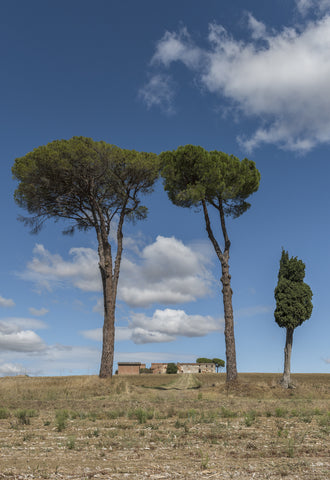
xmin=0 ymin=373 xmax=329 ymax=479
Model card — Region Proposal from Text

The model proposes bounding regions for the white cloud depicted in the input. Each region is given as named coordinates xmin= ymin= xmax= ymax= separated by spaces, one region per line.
xmin=0 ymin=317 xmax=47 ymax=331
xmin=81 ymin=326 xmax=132 ymax=342
xmin=296 ymin=0 xmax=330 ymax=15
xmin=247 ymin=12 xmax=267 ymax=39
xmin=20 ymin=244 xmax=100 ymax=292
xmin=81 ymin=307 xmax=223 ymax=345
xmin=152 ymin=27 xmax=203 ymax=69
xmin=0 ymin=295 xmax=15 ymax=308
xmin=0 ymin=362 xmax=26 ymax=376
xmin=0 ymin=318 xmax=47 ymax=353
xmin=138 ymin=74 xmax=176 ymax=114
xmin=0 ymin=329 xmax=46 ymax=353
xmin=323 ymin=357 xmax=330 ymax=364
xmin=145 ymin=15 xmax=330 ymax=152
xmin=29 ymin=307 xmax=49 ymax=316
xmin=119 ymin=236 xmax=212 ymax=307
xmin=0 ymin=344 xmax=101 ymax=376
xmin=129 ymin=308 xmax=223 ymax=344
xmin=21 ymin=236 xmax=213 ymax=308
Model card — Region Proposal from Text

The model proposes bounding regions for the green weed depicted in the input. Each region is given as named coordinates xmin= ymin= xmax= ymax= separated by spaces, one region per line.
xmin=221 ymin=407 xmax=237 ymax=418
xmin=244 ymin=410 xmax=257 ymax=427
xmin=55 ymin=410 xmax=69 ymax=432
xmin=0 ymin=408 xmax=10 ymax=419
xmin=66 ymin=436 xmax=76 ymax=450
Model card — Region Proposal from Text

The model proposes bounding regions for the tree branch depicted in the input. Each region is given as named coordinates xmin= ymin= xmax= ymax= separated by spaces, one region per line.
xmin=201 ymin=199 xmax=224 ymax=262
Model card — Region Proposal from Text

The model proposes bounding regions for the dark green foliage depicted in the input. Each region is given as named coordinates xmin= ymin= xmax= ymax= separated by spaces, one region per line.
xmin=160 ymin=145 xmax=260 ymax=217
xmin=274 ymin=250 xmax=313 ymax=330
xmin=196 ymin=358 xmax=212 ymax=363
xmin=166 ymin=363 xmax=178 ymax=374
xmin=12 ymin=136 xmax=159 ymax=235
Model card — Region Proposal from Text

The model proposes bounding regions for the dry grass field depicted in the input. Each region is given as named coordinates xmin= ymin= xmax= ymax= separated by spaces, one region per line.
xmin=0 ymin=372 xmax=329 ymax=479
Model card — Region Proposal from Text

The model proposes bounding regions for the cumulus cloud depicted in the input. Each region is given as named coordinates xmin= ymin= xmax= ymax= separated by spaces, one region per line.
xmin=119 ymin=236 xmax=212 ymax=307
xmin=81 ymin=308 xmax=223 ymax=345
xmin=20 ymin=244 xmax=100 ymax=292
xmin=143 ymin=13 xmax=330 ymax=152
xmin=0 ymin=317 xmax=47 ymax=353
xmin=0 ymin=328 xmax=46 ymax=353
xmin=29 ymin=307 xmax=49 ymax=316
xmin=0 ymin=295 xmax=15 ymax=308
xmin=21 ymin=236 xmax=212 ymax=308
xmin=81 ymin=326 xmax=132 ymax=342
xmin=323 ymin=357 xmax=330 ymax=364
xmin=130 ymin=308 xmax=223 ymax=344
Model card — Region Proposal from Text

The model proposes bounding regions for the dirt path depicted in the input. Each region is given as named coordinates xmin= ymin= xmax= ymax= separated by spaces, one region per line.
xmin=160 ymin=374 xmax=201 ymax=390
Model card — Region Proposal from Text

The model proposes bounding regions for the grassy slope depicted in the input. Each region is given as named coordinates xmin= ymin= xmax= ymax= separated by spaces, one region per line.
xmin=0 ymin=373 xmax=329 ymax=479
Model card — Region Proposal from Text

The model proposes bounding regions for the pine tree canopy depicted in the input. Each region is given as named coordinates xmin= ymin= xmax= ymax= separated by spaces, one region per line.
xmin=160 ymin=145 xmax=260 ymax=218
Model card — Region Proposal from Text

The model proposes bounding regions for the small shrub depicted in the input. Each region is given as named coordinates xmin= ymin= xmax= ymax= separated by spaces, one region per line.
xmin=275 ymin=407 xmax=288 ymax=418
xmin=244 ymin=410 xmax=257 ymax=427
xmin=0 ymin=408 xmax=10 ymax=419
xmin=130 ymin=408 xmax=154 ymax=424
xmin=221 ymin=407 xmax=237 ymax=418
xmin=106 ymin=409 xmax=125 ymax=419
xmin=66 ymin=436 xmax=76 ymax=450
xmin=55 ymin=410 xmax=69 ymax=432
xmin=15 ymin=409 xmax=37 ymax=425
xmin=166 ymin=363 xmax=178 ymax=374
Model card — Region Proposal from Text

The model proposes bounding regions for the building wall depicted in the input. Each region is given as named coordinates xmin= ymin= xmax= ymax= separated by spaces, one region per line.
xmin=199 ymin=363 xmax=216 ymax=373
xmin=151 ymin=363 xmax=168 ymax=374
xmin=118 ymin=363 xmax=141 ymax=375
xmin=177 ymin=363 xmax=200 ymax=374
xmin=177 ymin=363 xmax=216 ymax=374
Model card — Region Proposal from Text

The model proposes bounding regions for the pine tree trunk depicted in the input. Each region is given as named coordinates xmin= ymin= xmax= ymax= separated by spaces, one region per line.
xmin=98 ymin=238 xmax=116 ymax=379
xmin=201 ymin=199 xmax=238 ymax=383
xmin=221 ymin=257 xmax=238 ymax=382
xmin=281 ymin=327 xmax=294 ymax=388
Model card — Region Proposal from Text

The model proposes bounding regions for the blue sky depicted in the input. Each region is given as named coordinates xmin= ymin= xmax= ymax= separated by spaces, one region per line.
xmin=1 ymin=0 xmax=329 ymax=376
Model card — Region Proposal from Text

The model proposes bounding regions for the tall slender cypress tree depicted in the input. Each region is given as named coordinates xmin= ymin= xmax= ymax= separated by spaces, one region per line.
xmin=274 ymin=250 xmax=313 ymax=388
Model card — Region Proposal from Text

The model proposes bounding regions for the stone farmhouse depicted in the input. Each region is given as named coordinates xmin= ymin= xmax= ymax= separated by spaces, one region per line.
xmin=117 ymin=361 xmax=216 ymax=375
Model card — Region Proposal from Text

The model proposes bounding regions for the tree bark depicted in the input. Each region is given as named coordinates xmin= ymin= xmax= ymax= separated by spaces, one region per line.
xmin=98 ymin=238 xmax=116 ymax=379
xmin=281 ymin=327 xmax=294 ymax=388
xmin=97 ymin=207 xmax=125 ymax=379
xmin=221 ymin=255 xmax=237 ymax=382
xmin=201 ymin=199 xmax=238 ymax=382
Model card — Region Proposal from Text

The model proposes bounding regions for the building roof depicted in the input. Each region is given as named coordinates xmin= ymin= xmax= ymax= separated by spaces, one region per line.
xmin=118 ymin=362 xmax=141 ymax=366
